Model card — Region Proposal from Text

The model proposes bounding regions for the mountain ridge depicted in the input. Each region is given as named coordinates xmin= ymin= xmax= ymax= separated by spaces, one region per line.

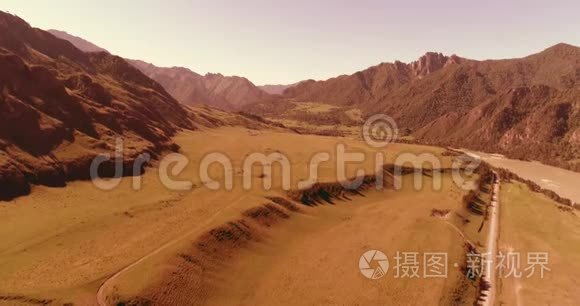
xmin=47 ymin=30 xmax=273 ymax=110
xmin=128 ymin=59 xmax=273 ymax=110
xmin=282 ymin=43 xmax=580 ymax=171
xmin=47 ymin=29 xmax=109 ymax=53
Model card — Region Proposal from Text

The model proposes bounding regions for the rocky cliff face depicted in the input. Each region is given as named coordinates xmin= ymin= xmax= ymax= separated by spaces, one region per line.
xmin=409 ymin=52 xmax=462 ymax=78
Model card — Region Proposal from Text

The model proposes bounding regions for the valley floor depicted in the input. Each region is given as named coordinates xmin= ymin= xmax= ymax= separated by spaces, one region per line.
xmin=0 ymin=127 xmax=577 ymax=305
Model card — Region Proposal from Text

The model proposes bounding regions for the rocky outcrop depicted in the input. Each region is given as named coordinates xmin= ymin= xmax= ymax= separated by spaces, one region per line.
xmin=410 ymin=52 xmax=461 ymax=78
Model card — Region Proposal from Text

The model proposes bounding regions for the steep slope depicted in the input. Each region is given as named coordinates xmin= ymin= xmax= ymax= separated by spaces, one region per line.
xmin=128 ymin=59 xmax=215 ymax=106
xmin=284 ymin=45 xmax=580 ymax=170
xmin=0 ymin=11 xmax=195 ymax=200
xmin=283 ymin=52 xmax=463 ymax=106
xmin=129 ymin=59 xmax=273 ymax=110
xmin=0 ymin=11 xmax=274 ymax=201
xmin=47 ymin=29 xmax=109 ymax=53
xmin=48 ymin=30 xmax=273 ymax=110
xmin=369 ymin=44 xmax=580 ymax=170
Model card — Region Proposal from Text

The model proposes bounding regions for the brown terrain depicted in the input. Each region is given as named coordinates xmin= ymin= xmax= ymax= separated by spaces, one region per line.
xmin=0 ymin=11 xmax=273 ymax=201
xmin=129 ymin=60 xmax=274 ymax=110
xmin=1 ymin=9 xmax=579 ymax=306
xmin=0 ymin=124 xmax=475 ymax=305
xmin=281 ymin=47 xmax=580 ymax=171
xmin=47 ymin=30 xmax=109 ymax=53
xmin=47 ymin=28 xmax=580 ymax=172
xmin=49 ymin=30 xmax=273 ymax=111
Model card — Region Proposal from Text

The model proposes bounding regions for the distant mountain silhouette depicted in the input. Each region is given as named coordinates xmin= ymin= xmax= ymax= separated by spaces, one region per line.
xmin=48 ymin=29 xmax=272 ymax=110
xmin=129 ymin=59 xmax=273 ymax=110
xmin=48 ymin=29 xmax=109 ymax=53
xmin=258 ymin=83 xmax=297 ymax=95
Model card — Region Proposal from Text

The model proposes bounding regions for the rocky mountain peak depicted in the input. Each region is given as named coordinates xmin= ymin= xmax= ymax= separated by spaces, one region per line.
xmin=410 ymin=52 xmax=460 ymax=78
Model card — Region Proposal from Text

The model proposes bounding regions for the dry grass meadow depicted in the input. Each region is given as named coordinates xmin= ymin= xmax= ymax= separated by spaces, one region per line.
xmin=0 ymin=127 xmax=466 ymax=305
xmin=0 ymin=126 xmax=577 ymax=305
xmin=496 ymin=182 xmax=580 ymax=306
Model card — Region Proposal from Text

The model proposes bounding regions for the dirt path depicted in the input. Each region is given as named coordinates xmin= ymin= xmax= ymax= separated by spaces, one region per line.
xmin=479 ymin=171 xmax=500 ymax=306
xmin=96 ymin=195 xmax=249 ymax=306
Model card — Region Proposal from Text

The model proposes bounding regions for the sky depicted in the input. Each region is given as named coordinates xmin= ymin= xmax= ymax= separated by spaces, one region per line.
xmin=2 ymin=0 xmax=579 ymax=85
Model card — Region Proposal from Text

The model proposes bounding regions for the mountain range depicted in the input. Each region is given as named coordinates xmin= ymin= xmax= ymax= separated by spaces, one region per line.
xmin=282 ymin=46 xmax=580 ymax=170
xmin=0 ymin=11 xmax=271 ymax=200
xmin=20 ymin=23 xmax=580 ymax=171
xmin=48 ymin=30 xmax=274 ymax=110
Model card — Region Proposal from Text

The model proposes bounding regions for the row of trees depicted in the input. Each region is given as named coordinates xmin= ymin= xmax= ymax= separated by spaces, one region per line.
xmin=495 ymin=167 xmax=576 ymax=207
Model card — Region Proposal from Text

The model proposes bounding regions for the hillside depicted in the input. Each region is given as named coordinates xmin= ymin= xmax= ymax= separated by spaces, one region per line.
xmin=0 ymin=11 xmax=272 ymax=200
xmin=284 ymin=52 xmax=464 ymax=106
xmin=47 ymin=29 xmax=109 ymax=53
xmin=47 ymin=29 xmax=273 ymax=110
xmin=283 ymin=46 xmax=580 ymax=170
xmin=129 ymin=60 xmax=273 ymax=110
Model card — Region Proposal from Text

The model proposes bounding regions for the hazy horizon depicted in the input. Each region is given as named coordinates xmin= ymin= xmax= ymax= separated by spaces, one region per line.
xmin=2 ymin=0 xmax=579 ymax=85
